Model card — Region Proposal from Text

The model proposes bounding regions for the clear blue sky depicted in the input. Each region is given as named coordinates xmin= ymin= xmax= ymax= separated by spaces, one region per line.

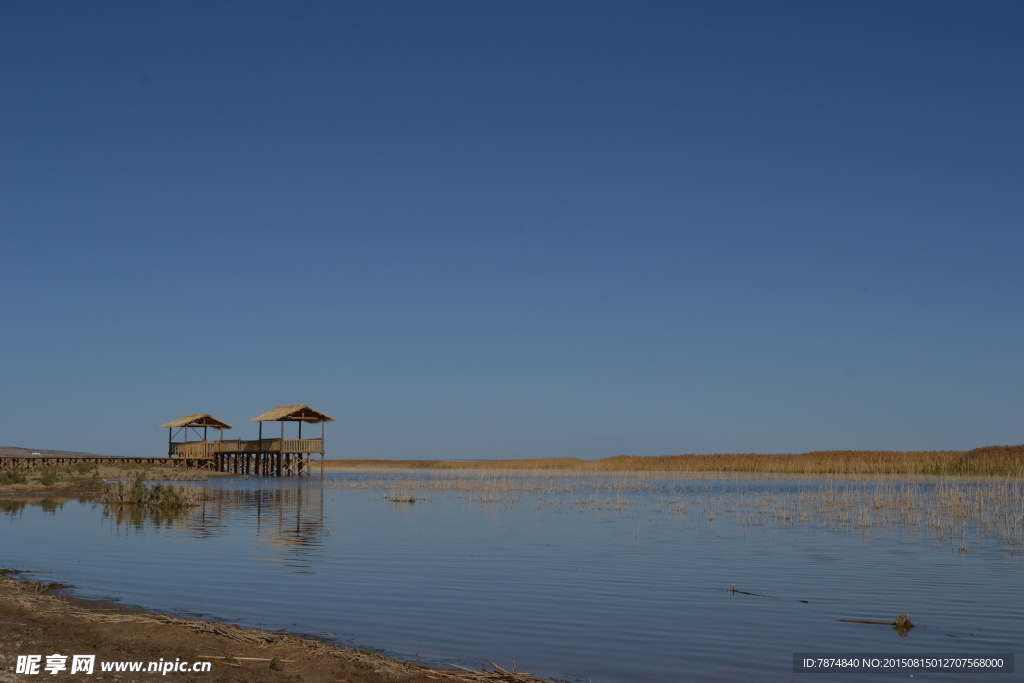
xmin=2 ymin=2 xmax=1021 ymax=458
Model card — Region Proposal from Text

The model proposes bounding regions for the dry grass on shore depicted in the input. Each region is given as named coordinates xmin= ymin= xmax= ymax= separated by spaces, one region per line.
xmin=327 ymin=444 xmax=1024 ymax=477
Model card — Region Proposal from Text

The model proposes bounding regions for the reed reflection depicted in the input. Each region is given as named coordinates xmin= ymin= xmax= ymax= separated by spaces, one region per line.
xmin=102 ymin=502 xmax=198 ymax=530
xmin=0 ymin=497 xmax=73 ymax=517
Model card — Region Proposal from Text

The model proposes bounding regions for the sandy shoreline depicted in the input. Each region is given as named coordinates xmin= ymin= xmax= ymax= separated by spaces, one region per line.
xmin=0 ymin=571 xmax=545 ymax=683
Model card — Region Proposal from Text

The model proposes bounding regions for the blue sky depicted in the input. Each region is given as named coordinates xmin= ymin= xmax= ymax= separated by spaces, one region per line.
xmin=1 ymin=1 xmax=1021 ymax=458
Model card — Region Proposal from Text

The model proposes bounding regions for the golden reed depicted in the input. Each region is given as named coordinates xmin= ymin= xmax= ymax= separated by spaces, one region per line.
xmin=327 ymin=445 xmax=1024 ymax=477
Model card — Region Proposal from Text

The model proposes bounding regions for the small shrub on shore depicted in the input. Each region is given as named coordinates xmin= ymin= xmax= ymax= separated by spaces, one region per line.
xmin=0 ymin=470 xmax=28 ymax=485
xmin=37 ymin=469 xmax=62 ymax=486
xmin=101 ymin=474 xmax=207 ymax=510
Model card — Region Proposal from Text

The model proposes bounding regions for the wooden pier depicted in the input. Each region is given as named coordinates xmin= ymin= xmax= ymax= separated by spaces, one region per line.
xmin=161 ymin=405 xmax=335 ymax=476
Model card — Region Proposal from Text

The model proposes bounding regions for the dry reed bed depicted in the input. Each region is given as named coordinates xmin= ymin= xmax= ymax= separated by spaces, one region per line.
xmin=705 ymin=481 xmax=1024 ymax=546
xmin=0 ymin=573 xmax=553 ymax=683
xmin=329 ymin=472 xmax=1024 ymax=546
xmin=328 ymin=444 xmax=1024 ymax=477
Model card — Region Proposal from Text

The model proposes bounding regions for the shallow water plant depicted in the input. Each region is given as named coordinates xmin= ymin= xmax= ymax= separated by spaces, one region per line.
xmin=101 ymin=473 xmax=206 ymax=510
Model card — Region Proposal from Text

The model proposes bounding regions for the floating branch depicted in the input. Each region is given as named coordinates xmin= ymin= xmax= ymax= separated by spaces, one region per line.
xmin=839 ymin=613 xmax=915 ymax=637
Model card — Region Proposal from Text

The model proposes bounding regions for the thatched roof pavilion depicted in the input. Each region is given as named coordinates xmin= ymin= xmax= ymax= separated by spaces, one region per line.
xmin=250 ymin=405 xmax=336 ymax=423
xmin=160 ymin=414 xmax=234 ymax=429
xmin=158 ymin=406 xmax=333 ymax=476
xmin=160 ymin=413 xmax=233 ymax=443
xmin=250 ymin=405 xmax=335 ymax=450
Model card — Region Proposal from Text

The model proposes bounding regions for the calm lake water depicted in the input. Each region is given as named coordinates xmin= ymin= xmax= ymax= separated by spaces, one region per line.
xmin=2 ymin=472 xmax=1022 ymax=682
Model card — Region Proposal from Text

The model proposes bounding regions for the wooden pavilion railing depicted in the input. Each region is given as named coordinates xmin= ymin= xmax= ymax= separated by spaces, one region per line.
xmin=169 ymin=439 xmax=324 ymax=459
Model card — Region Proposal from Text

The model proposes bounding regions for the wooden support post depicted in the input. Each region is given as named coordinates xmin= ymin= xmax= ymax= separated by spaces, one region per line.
xmin=280 ymin=421 xmax=285 ymax=477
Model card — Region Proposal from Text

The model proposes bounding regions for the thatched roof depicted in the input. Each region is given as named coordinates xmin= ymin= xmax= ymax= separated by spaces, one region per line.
xmin=250 ymin=405 xmax=336 ymax=423
xmin=159 ymin=414 xmax=234 ymax=429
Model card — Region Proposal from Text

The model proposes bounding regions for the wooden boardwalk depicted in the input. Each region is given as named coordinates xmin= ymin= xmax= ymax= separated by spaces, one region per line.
xmin=0 ymin=405 xmax=335 ymax=478
xmin=0 ymin=455 xmax=175 ymax=470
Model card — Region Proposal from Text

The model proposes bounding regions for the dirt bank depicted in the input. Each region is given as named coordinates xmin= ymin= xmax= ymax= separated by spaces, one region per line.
xmin=0 ymin=572 xmax=541 ymax=683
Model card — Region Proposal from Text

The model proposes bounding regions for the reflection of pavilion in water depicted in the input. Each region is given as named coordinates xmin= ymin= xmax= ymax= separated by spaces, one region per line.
xmin=108 ymin=486 xmax=329 ymax=570
xmin=190 ymin=487 xmax=327 ymax=560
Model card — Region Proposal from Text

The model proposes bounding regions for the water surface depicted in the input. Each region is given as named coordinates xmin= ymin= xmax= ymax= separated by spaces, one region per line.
xmin=2 ymin=473 xmax=1021 ymax=682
